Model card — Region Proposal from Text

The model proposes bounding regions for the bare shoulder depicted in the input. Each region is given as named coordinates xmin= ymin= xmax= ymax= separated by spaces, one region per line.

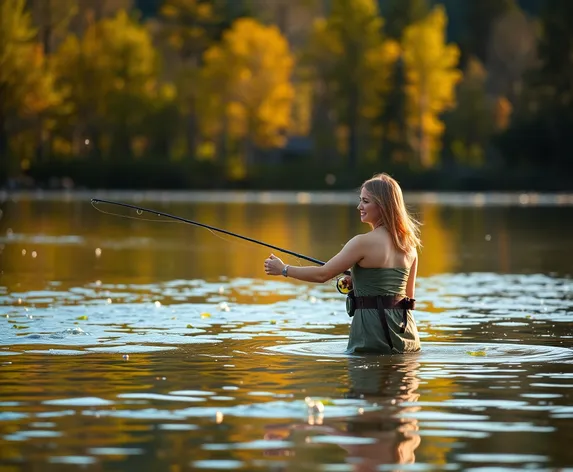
xmin=407 ymin=248 xmax=418 ymax=265
xmin=345 ymin=233 xmax=368 ymax=248
xmin=364 ymin=227 xmax=392 ymax=246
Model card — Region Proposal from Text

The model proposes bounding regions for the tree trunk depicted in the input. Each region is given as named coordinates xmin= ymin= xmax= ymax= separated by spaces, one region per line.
xmin=0 ymin=107 xmax=9 ymax=184
xmin=311 ymin=80 xmax=338 ymax=166
xmin=347 ymin=85 xmax=359 ymax=172
xmin=244 ymin=134 xmax=254 ymax=171
xmin=419 ymin=90 xmax=431 ymax=167
xmin=215 ymin=113 xmax=228 ymax=166
xmin=186 ymin=105 xmax=198 ymax=159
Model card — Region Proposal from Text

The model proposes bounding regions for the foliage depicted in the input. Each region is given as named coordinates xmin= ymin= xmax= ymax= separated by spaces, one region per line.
xmin=1 ymin=0 xmax=572 ymax=190
xmin=307 ymin=0 xmax=399 ymax=168
xmin=381 ymin=0 xmax=430 ymax=39
xmin=53 ymin=9 xmax=163 ymax=160
xmin=497 ymin=0 xmax=573 ymax=172
xmin=199 ymin=18 xmax=295 ymax=173
xmin=27 ymin=0 xmax=78 ymax=54
xmin=443 ymin=58 xmax=494 ymax=167
xmin=402 ymin=5 xmax=462 ymax=168
xmin=158 ymin=0 xmax=251 ymax=161
xmin=160 ymin=0 xmax=220 ymax=62
xmin=0 ymin=0 xmax=60 ymax=172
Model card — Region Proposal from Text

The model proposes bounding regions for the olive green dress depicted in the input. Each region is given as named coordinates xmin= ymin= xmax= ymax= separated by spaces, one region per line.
xmin=346 ymin=264 xmax=421 ymax=355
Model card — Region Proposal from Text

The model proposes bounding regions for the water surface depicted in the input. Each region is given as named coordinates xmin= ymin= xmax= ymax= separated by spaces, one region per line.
xmin=0 ymin=191 xmax=572 ymax=471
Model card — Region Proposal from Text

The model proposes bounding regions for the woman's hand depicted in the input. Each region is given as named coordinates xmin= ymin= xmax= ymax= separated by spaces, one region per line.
xmin=264 ymin=254 xmax=285 ymax=276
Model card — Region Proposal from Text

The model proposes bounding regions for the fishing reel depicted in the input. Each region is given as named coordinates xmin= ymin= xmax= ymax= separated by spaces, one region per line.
xmin=336 ymin=276 xmax=352 ymax=295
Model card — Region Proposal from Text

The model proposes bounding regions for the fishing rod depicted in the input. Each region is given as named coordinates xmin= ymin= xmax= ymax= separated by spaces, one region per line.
xmin=91 ymin=199 xmax=352 ymax=288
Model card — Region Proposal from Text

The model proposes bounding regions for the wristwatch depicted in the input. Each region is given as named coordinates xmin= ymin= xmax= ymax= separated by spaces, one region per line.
xmin=282 ymin=265 xmax=289 ymax=277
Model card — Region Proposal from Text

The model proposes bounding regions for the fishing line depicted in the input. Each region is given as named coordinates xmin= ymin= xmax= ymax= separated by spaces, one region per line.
xmin=91 ymin=199 xmax=311 ymax=275
xmin=91 ymin=198 xmax=351 ymax=291
xmin=91 ymin=199 xmax=261 ymax=251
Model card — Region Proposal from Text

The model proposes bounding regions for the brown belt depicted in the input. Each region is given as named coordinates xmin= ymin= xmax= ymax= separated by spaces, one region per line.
xmin=346 ymin=294 xmax=415 ymax=351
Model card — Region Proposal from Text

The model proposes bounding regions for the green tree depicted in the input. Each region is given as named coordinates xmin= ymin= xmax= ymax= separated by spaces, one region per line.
xmin=307 ymin=0 xmax=398 ymax=171
xmin=0 ymin=0 xmax=60 ymax=178
xmin=402 ymin=5 xmax=462 ymax=168
xmin=498 ymin=0 xmax=573 ymax=173
xmin=464 ymin=0 xmax=516 ymax=64
xmin=381 ymin=0 xmax=430 ymax=40
xmin=200 ymin=18 xmax=295 ymax=178
xmin=53 ymin=10 xmax=162 ymax=160
xmin=27 ymin=0 xmax=78 ymax=55
xmin=379 ymin=56 xmax=411 ymax=164
xmin=443 ymin=58 xmax=494 ymax=167
xmin=484 ymin=6 xmax=536 ymax=103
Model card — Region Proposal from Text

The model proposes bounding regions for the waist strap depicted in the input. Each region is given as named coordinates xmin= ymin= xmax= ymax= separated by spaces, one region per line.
xmin=354 ymin=295 xmax=415 ymax=311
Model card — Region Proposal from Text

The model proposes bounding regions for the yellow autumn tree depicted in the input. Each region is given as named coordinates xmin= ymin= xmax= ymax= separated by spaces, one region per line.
xmin=199 ymin=18 xmax=295 ymax=176
xmin=402 ymin=5 xmax=461 ymax=168
xmin=0 ymin=0 xmax=60 ymax=175
xmin=53 ymin=10 xmax=162 ymax=159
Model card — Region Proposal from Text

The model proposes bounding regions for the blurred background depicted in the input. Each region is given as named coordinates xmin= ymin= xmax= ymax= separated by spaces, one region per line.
xmin=1 ymin=0 xmax=571 ymax=191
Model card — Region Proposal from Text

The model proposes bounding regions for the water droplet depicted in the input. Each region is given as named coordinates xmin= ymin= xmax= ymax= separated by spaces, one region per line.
xmin=136 ymin=209 xmax=143 ymax=216
xmin=154 ymin=301 xmax=161 ymax=308
xmin=21 ymin=249 xmax=26 ymax=256
xmin=95 ymin=248 xmax=102 ymax=257
xmin=31 ymin=251 xmax=37 ymax=258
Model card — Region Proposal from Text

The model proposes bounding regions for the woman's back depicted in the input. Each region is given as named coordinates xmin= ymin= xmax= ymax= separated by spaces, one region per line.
xmin=351 ymin=265 xmax=409 ymax=297
xmin=357 ymin=227 xmax=415 ymax=270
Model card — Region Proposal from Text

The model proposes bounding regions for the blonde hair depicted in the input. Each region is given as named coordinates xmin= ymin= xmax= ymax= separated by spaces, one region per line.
xmin=361 ymin=173 xmax=422 ymax=253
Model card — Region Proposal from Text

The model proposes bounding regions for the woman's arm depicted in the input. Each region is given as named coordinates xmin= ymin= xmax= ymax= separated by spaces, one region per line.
xmin=265 ymin=236 xmax=364 ymax=283
xmin=405 ymin=254 xmax=418 ymax=299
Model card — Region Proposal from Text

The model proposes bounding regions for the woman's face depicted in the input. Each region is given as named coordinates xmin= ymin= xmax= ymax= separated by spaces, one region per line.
xmin=357 ymin=188 xmax=381 ymax=226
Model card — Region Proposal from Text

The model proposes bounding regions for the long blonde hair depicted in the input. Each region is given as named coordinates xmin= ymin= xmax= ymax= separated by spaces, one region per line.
xmin=361 ymin=173 xmax=422 ymax=253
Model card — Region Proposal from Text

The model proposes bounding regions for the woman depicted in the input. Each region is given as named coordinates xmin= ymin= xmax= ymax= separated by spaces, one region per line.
xmin=264 ymin=173 xmax=422 ymax=354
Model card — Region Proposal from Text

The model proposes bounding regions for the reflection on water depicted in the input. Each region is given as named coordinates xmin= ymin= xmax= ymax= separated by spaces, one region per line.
xmin=0 ymin=192 xmax=572 ymax=471
xmin=262 ymin=358 xmax=422 ymax=471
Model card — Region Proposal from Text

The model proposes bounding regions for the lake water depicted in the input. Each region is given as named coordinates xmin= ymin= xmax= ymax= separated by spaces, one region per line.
xmin=1 ymin=190 xmax=572 ymax=471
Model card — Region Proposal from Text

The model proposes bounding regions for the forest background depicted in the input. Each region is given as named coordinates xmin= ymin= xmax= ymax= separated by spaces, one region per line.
xmin=1 ymin=0 xmax=571 ymax=191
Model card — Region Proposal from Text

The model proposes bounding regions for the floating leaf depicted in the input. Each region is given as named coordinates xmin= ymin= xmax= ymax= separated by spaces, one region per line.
xmin=76 ymin=315 xmax=88 ymax=320
xmin=201 ymin=312 xmax=211 ymax=319
xmin=466 ymin=350 xmax=487 ymax=357
xmin=186 ymin=324 xmax=193 ymax=329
